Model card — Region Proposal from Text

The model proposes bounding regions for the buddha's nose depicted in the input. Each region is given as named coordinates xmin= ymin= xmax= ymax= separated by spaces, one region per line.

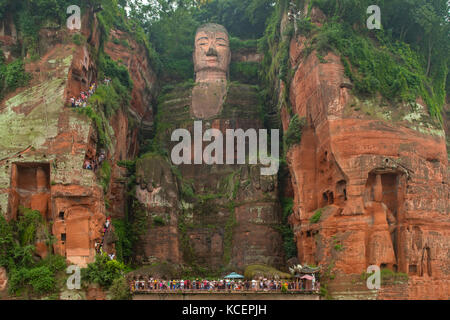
xmin=206 ymin=44 xmax=218 ymax=56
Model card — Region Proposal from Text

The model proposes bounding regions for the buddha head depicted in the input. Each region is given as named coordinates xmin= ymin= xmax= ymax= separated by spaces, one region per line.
xmin=193 ymin=23 xmax=231 ymax=83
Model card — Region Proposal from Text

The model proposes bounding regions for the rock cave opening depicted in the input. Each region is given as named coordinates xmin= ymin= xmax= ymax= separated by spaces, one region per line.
xmin=336 ymin=180 xmax=347 ymax=202
xmin=322 ymin=190 xmax=334 ymax=206
xmin=10 ymin=162 xmax=51 ymax=220
xmin=17 ymin=163 xmax=50 ymax=192
xmin=366 ymin=172 xmax=400 ymax=216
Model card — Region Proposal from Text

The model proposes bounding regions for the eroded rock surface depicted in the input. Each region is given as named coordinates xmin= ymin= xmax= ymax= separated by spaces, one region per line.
xmin=0 ymin=10 xmax=156 ymax=267
xmin=283 ymin=28 xmax=449 ymax=299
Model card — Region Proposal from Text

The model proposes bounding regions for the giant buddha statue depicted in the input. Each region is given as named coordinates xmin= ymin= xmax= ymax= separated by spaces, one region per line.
xmin=133 ymin=23 xmax=285 ymax=271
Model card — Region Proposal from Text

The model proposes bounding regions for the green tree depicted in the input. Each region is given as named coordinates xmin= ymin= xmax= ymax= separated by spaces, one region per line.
xmin=412 ymin=1 xmax=449 ymax=76
xmin=147 ymin=6 xmax=200 ymax=81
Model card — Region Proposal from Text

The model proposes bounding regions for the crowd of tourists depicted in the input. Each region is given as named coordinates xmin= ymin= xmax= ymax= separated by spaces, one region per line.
xmin=130 ymin=278 xmax=320 ymax=293
xmin=68 ymin=78 xmax=112 ymax=109
xmin=66 ymin=79 xmax=110 ymax=171
xmin=69 ymin=82 xmax=97 ymax=108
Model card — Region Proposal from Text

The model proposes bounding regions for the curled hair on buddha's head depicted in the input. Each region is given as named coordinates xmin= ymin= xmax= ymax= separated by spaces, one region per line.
xmin=195 ymin=23 xmax=229 ymax=37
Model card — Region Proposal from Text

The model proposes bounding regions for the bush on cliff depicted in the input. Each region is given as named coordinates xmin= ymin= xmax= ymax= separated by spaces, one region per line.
xmin=82 ymin=253 xmax=128 ymax=288
xmin=284 ymin=114 xmax=306 ymax=149
xmin=9 ymin=266 xmax=55 ymax=295
xmin=277 ymin=197 xmax=297 ymax=259
xmin=310 ymin=208 xmax=323 ymax=224
xmin=3 ymin=60 xmax=31 ymax=91
xmin=99 ymin=54 xmax=133 ymax=91
xmin=77 ymin=106 xmax=109 ymax=148
xmin=310 ymin=0 xmax=449 ymax=121
xmin=380 ymin=268 xmax=409 ymax=284
xmin=0 ymin=56 xmax=31 ymax=99
xmin=0 ymin=210 xmax=67 ymax=297
xmin=16 ymin=206 xmax=43 ymax=246
xmin=111 ymin=218 xmax=133 ymax=263
xmin=361 ymin=268 xmax=409 ymax=285
xmin=72 ymin=33 xmax=86 ymax=46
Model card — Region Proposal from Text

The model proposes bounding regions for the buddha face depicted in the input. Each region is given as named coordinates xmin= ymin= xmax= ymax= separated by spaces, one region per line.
xmin=193 ymin=24 xmax=231 ymax=80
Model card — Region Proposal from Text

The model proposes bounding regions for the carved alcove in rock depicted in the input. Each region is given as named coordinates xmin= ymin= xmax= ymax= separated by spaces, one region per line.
xmin=8 ymin=162 xmax=51 ymax=221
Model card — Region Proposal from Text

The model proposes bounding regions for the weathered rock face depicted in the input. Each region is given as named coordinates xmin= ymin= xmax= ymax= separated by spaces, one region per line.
xmin=101 ymin=28 xmax=158 ymax=220
xmin=134 ymin=153 xmax=181 ymax=264
xmin=283 ymin=19 xmax=449 ymax=298
xmin=0 ymin=10 xmax=156 ymax=267
xmin=104 ymin=28 xmax=157 ymax=143
xmin=135 ymin=82 xmax=284 ymax=271
xmin=231 ymin=48 xmax=263 ymax=64
xmin=0 ymin=30 xmax=104 ymax=266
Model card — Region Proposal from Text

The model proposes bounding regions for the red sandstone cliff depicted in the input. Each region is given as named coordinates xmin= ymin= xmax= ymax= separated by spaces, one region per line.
xmin=0 ymin=8 xmax=156 ymax=267
xmin=280 ymin=8 xmax=449 ymax=299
